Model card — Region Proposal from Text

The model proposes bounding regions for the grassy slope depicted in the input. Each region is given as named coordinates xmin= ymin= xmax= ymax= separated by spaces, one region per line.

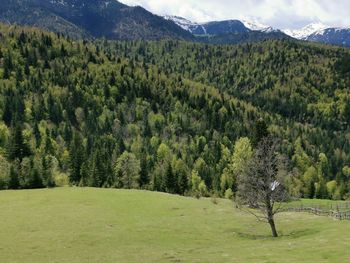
xmin=0 ymin=188 xmax=349 ymax=263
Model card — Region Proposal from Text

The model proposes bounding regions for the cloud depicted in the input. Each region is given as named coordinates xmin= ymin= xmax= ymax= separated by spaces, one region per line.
xmin=119 ymin=0 xmax=350 ymax=29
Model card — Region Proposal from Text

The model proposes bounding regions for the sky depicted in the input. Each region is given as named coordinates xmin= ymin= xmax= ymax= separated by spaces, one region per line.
xmin=118 ymin=0 xmax=350 ymax=29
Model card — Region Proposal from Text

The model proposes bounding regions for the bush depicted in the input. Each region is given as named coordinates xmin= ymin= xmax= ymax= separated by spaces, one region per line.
xmin=54 ymin=172 xmax=70 ymax=187
xmin=225 ymin=188 xmax=234 ymax=200
xmin=198 ymin=181 xmax=207 ymax=197
xmin=0 ymin=155 xmax=9 ymax=189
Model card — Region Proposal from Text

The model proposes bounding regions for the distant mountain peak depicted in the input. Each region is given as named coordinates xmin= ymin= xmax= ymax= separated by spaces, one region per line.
xmin=0 ymin=0 xmax=192 ymax=40
xmin=241 ymin=19 xmax=268 ymax=31
xmin=164 ymin=15 xmax=285 ymax=37
xmin=282 ymin=22 xmax=350 ymax=47
xmin=283 ymin=22 xmax=330 ymax=40
xmin=163 ymin=15 xmax=201 ymax=32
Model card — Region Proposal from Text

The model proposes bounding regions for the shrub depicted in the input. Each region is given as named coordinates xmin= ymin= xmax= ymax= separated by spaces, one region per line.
xmin=225 ymin=188 xmax=234 ymax=200
xmin=54 ymin=172 xmax=70 ymax=187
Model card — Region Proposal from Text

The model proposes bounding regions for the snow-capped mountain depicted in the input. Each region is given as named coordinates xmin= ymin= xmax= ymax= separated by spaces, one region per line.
xmin=0 ymin=0 xmax=194 ymax=40
xmin=163 ymin=15 xmax=208 ymax=35
xmin=164 ymin=15 xmax=290 ymax=45
xmin=307 ymin=27 xmax=350 ymax=47
xmin=283 ymin=22 xmax=329 ymax=40
xmin=283 ymin=22 xmax=350 ymax=47
xmin=164 ymin=16 xmax=275 ymax=35
xmin=241 ymin=19 xmax=277 ymax=33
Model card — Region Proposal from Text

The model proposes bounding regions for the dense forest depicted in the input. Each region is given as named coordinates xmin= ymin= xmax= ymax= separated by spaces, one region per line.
xmin=0 ymin=24 xmax=350 ymax=199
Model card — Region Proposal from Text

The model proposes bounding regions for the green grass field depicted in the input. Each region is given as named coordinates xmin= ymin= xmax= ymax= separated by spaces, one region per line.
xmin=1 ymin=188 xmax=350 ymax=263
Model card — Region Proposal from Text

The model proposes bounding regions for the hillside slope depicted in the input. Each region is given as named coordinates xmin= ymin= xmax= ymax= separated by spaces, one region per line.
xmin=1 ymin=188 xmax=350 ymax=262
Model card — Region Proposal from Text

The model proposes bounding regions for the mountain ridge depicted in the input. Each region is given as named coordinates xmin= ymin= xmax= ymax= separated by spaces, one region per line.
xmin=166 ymin=15 xmax=350 ymax=47
xmin=0 ymin=0 xmax=194 ymax=40
xmin=0 ymin=0 xmax=349 ymax=47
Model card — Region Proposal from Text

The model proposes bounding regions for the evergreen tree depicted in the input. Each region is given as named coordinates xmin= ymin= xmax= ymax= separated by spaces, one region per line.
xmin=7 ymin=124 xmax=31 ymax=161
xmin=252 ymin=118 xmax=269 ymax=146
xmin=165 ymin=164 xmax=176 ymax=193
xmin=8 ymin=164 xmax=20 ymax=189
xmin=69 ymin=132 xmax=85 ymax=184
xmin=42 ymin=156 xmax=55 ymax=187
xmin=29 ymin=168 xmax=44 ymax=189
xmin=139 ymin=156 xmax=149 ymax=187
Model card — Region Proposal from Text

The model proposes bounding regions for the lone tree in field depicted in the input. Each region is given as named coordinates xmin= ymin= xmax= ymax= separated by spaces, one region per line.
xmin=236 ymin=136 xmax=289 ymax=237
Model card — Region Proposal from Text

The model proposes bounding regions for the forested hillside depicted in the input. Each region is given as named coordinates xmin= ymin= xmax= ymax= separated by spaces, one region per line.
xmin=0 ymin=24 xmax=350 ymax=199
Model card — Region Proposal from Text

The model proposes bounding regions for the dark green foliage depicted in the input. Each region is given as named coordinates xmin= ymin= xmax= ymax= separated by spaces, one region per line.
xmin=28 ymin=168 xmax=44 ymax=189
xmin=165 ymin=164 xmax=176 ymax=193
xmin=252 ymin=119 xmax=269 ymax=146
xmin=69 ymin=132 xmax=86 ymax=185
xmin=335 ymin=54 xmax=350 ymax=76
xmin=6 ymin=124 xmax=31 ymax=161
xmin=8 ymin=165 xmax=20 ymax=189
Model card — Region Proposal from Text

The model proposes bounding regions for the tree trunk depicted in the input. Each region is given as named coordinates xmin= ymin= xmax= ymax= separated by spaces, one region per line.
xmin=268 ymin=217 xmax=278 ymax=237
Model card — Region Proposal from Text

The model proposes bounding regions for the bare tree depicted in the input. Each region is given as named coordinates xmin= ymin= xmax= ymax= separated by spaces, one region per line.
xmin=236 ymin=136 xmax=289 ymax=237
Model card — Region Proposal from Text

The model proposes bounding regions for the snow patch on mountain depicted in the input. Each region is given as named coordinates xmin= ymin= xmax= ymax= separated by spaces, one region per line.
xmin=242 ymin=19 xmax=268 ymax=31
xmin=163 ymin=15 xmax=198 ymax=32
xmin=283 ymin=22 xmax=329 ymax=40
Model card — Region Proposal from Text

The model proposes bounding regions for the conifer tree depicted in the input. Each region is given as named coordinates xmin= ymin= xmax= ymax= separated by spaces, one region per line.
xmin=7 ymin=124 xmax=31 ymax=161
xmin=252 ymin=118 xmax=269 ymax=146
xmin=8 ymin=164 xmax=20 ymax=189
xmin=165 ymin=164 xmax=176 ymax=193
xmin=69 ymin=132 xmax=85 ymax=184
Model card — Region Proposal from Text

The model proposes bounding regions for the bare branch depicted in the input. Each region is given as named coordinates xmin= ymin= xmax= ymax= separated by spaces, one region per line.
xmin=236 ymin=136 xmax=290 ymax=237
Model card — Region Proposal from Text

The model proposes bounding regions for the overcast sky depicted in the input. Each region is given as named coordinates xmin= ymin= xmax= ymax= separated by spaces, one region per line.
xmin=119 ymin=0 xmax=350 ymax=29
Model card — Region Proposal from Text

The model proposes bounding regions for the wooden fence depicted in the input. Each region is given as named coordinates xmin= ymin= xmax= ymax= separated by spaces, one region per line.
xmin=282 ymin=204 xmax=350 ymax=221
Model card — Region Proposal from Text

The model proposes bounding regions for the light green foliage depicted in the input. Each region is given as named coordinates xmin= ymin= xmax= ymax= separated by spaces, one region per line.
xmin=216 ymin=144 xmax=231 ymax=176
xmin=292 ymin=137 xmax=312 ymax=175
xmin=54 ymin=172 xmax=70 ymax=187
xmin=191 ymin=170 xmax=206 ymax=198
xmin=114 ymin=151 xmax=141 ymax=189
xmin=191 ymin=170 xmax=201 ymax=192
xmin=224 ymin=188 xmax=234 ymax=200
xmin=148 ymin=112 xmax=165 ymax=132
xmin=343 ymin=166 xmax=350 ymax=178
xmin=326 ymin=180 xmax=337 ymax=199
xmin=317 ymin=153 xmax=329 ymax=178
xmin=0 ymin=155 xmax=9 ymax=189
xmin=198 ymin=181 xmax=207 ymax=197
xmin=303 ymin=166 xmax=318 ymax=198
xmin=0 ymin=122 xmax=9 ymax=150
xmin=220 ymin=137 xmax=253 ymax=193
xmin=157 ymin=143 xmax=172 ymax=163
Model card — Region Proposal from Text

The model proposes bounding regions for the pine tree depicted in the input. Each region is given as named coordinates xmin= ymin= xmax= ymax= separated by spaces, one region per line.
xmin=29 ymin=168 xmax=44 ymax=189
xmin=69 ymin=132 xmax=85 ymax=184
xmin=8 ymin=165 xmax=20 ymax=189
xmin=165 ymin=164 xmax=176 ymax=193
xmin=7 ymin=124 xmax=31 ymax=161
xmin=177 ymin=170 xmax=188 ymax=195
xmin=252 ymin=118 xmax=269 ymax=146
xmin=139 ymin=156 xmax=149 ymax=187
xmin=42 ymin=156 xmax=55 ymax=187
xmin=33 ymin=123 xmax=41 ymax=148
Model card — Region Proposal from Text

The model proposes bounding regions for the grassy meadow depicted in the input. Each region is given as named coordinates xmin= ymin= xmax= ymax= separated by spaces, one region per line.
xmin=0 ymin=188 xmax=349 ymax=263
